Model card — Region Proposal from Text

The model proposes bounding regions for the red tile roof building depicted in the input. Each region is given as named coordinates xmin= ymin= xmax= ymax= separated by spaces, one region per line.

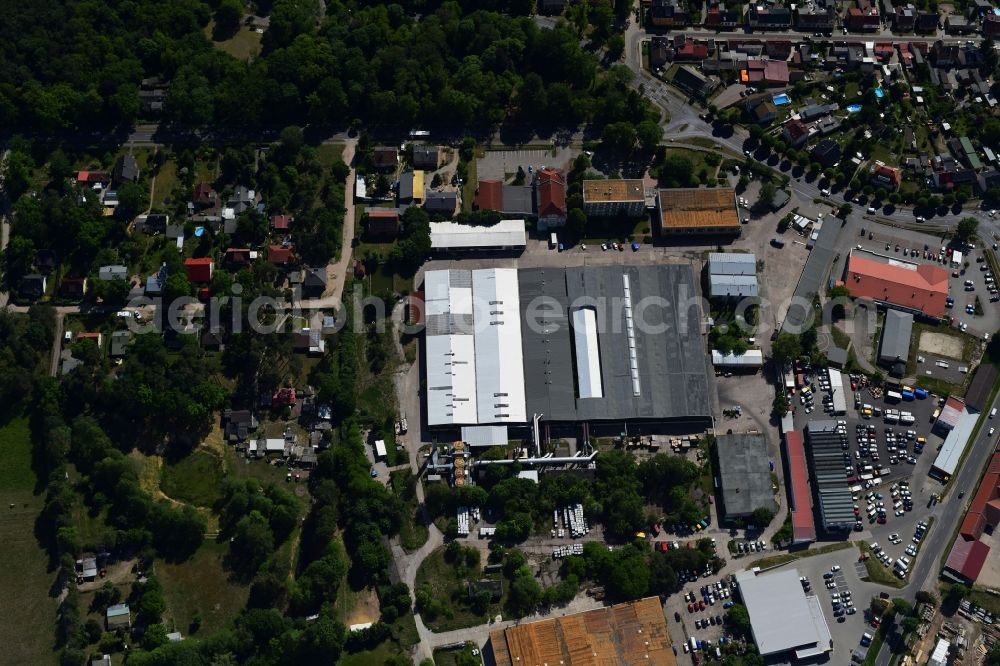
xmin=474 ymin=180 xmax=503 ymax=212
xmin=77 ymin=170 xmax=110 ymax=184
xmin=675 ymin=40 xmax=709 ymax=60
xmin=847 ymin=6 xmax=880 ymax=30
xmin=844 ymin=252 xmax=949 ymax=318
xmin=184 ymin=257 xmax=214 ymax=283
xmin=536 ymin=168 xmax=567 ymax=229
xmin=270 ymin=214 xmax=292 ymax=231
xmin=267 ymin=245 xmax=296 ymax=266
xmin=783 ymin=430 xmax=817 ymax=544
xmin=782 ymin=119 xmax=809 ymax=146
xmin=871 ymin=162 xmax=902 ymax=190
xmin=945 ymin=451 xmax=1000 ymax=583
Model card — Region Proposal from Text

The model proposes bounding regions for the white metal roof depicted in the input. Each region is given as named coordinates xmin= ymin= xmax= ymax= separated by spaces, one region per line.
xmin=374 ymin=439 xmax=387 ymax=457
xmin=711 ymin=349 xmax=764 ymax=366
xmin=709 ymin=274 xmax=759 ymax=298
xmin=430 ymin=220 xmax=526 ymax=249
xmin=933 ymin=408 xmax=976 ymax=476
xmin=461 ymin=425 xmax=509 ymax=447
xmin=828 ymin=367 xmax=847 ymax=414
xmin=473 ymin=269 xmax=526 ymax=423
xmin=708 ymin=252 xmax=757 ymax=275
xmin=572 ymin=307 xmax=604 ymax=398
xmin=736 ymin=568 xmax=832 ymax=657
xmin=426 ymin=333 xmax=478 ymax=425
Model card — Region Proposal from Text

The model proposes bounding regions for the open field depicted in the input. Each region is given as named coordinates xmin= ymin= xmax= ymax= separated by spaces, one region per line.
xmin=918 ymin=330 xmax=965 ymax=360
xmin=159 ymin=540 xmax=249 ymax=636
xmin=203 ymin=21 xmax=262 ymax=61
xmin=160 ymin=449 xmax=225 ymax=508
xmin=0 ymin=416 xmax=59 ymax=664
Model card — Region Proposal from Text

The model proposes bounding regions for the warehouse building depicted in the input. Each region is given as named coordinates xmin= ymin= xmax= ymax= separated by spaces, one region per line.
xmin=489 ymin=596 xmax=676 ymax=666
xmin=806 ymin=420 xmax=856 ymax=531
xmin=711 ymin=349 xmax=764 ymax=368
xmin=716 ymin=433 xmax=776 ymax=520
xmin=656 ymin=188 xmax=742 ymax=237
xmin=518 ymin=265 xmax=712 ymax=429
xmin=781 ymin=418 xmax=817 ymax=544
xmin=932 ymin=399 xmax=977 ymax=480
xmin=879 ymin=310 xmax=913 ymax=365
xmin=707 ymin=251 xmax=759 ymax=300
xmin=429 ymin=220 xmax=526 ymax=252
xmin=827 ymin=367 xmax=847 ymax=415
xmin=843 ymin=251 xmax=949 ymax=319
xmin=422 ymin=265 xmax=712 ymax=435
xmin=735 ymin=568 xmax=833 ymax=659
xmin=944 ymin=451 xmax=1000 ymax=583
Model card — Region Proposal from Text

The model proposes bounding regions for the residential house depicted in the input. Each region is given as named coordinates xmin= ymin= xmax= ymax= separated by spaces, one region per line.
xmin=648 ymin=0 xmax=687 ymax=27
xmin=649 ymin=38 xmax=671 ymax=67
xmin=846 ymin=5 xmax=881 ymax=31
xmin=268 ymin=245 xmax=296 ymax=268
xmin=364 ymin=208 xmax=401 ymax=238
xmin=60 ymin=277 xmax=88 ymax=299
xmin=424 ymin=191 xmax=458 ymax=216
xmin=742 ymin=59 xmax=789 ymax=86
xmin=748 ymin=5 xmax=792 ymax=29
xmin=293 ymin=328 xmax=326 ymax=355
xmin=412 ymin=145 xmax=439 ymax=169
xmin=223 ymin=248 xmax=257 ymax=267
xmin=223 ymin=409 xmax=259 ymax=442
xmin=915 ymin=11 xmax=939 ymax=32
xmin=795 ymin=7 xmax=836 ymax=31
xmin=978 ymin=169 xmax=1000 ymax=195
xmin=228 ymin=186 xmax=258 ymax=214
xmin=165 ymin=224 xmax=184 ymax=241
xmin=765 ymin=40 xmax=794 ymax=60
xmin=76 ymin=170 xmax=110 ymax=186
xmin=747 ymin=98 xmax=778 ymax=125
xmin=648 ymin=0 xmax=689 ymax=28
xmin=272 ymin=387 xmax=297 ymax=407
xmin=672 ymin=64 xmax=715 ymax=95
xmin=77 ymin=555 xmax=98 ymax=581
xmin=99 ymin=264 xmax=128 ymax=283
xmin=705 ymin=7 xmax=741 ymax=28
xmin=398 ymin=170 xmax=425 ymax=204
xmin=145 ymin=265 xmax=167 ymax=295
xmin=112 ymin=155 xmax=139 ymax=184
xmin=110 ymin=330 xmax=131 ymax=358
xmin=142 ymin=213 xmax=168 ymax=234
xmin=782 ymin=118 xmax=810 ymax=146
xmin=674 ymin=38 xmax=709 ymax=60
xmin=193 ymin=183 xmax=218 ymax=210
xmin=798 ymin=102 xmax=839 ymax=121
xmin=892 ymin=4 xmax=916 ymax=30
xmin=184 ymin=257 xmax=214 ymax=283
xmin=474 ymin=180 xmax=503 ymax=212
xmin=302 ymin=267 xmax=328 ymax=299
xmin=536 ymin=168 xmax=568 ymax=230
xmin=811 ymin=139 xmax=842 ymax=167
xmin=270 ymin=214 xmax=292 ymax=232
xmin=984 ymin=13 xmax=1000 ymax=36
xmin=373 ymin=146 xmax=399 ymax=170
xmin=934 ymin=40 xmax=960 ymax=67
xmin=106 ymin=604 xmax=131 ymax=630
xmin=945 ymin=15 xmax=975 ymax=33
xmin=871 ymin=162 xmax=902 ymax=190
xmin=19 ymin=274 xmax=46 ymax=300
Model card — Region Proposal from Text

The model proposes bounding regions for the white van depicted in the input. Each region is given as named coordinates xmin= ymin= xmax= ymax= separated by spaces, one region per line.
xmin=991 ymin=408 xmax=997 ymax=419
xmin=550 ymin=233 xmax=558 ymax=249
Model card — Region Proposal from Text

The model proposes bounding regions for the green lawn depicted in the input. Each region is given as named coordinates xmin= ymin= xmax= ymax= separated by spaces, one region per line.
xmin=414 ymin=546 xmax=504 ymax=632
xmin=204 ymin=21 xmax=262 ymax=61
xmin=338 ymin=642 xmax=398 ymax=666
xmin=750 ymin=541 xmax=853 ymax=569
xmin=158 ymin=541 xmax=250 ymax=636
xmin=316 ymin=143 xmax=345 ymax=169
xmin=160 ymin=450 xmax=225 ymax=508
xmin=857 ymin=542 xmax=906 ymax=588
xmin=150 ymin=158 xmax=179 ymax=212
xmin=223 ymin=446 xmax=291 ymax=486
xmin=0 ymin=416 xmax=60 ymax=664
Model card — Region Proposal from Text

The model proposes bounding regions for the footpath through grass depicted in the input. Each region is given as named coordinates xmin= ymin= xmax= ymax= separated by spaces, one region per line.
xmin=0 ymin=416 xmax=59 ymax=664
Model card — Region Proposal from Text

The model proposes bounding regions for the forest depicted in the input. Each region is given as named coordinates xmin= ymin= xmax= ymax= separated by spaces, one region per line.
xmin=0 ymin=0 xmax=654 ymax=135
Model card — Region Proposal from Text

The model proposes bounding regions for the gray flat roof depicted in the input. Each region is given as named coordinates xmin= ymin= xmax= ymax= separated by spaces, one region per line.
xmin=716 ymin=433 xmax=776 ymax=517
xmin=735 ymin=568 xmax=832 ymax=657
xmin=782 ymin=219 xmax=840 ymax=332
xmin=880 ymin=310 xmax=913 ymax=362
xmin=806 ymin=420 xmax=855 ymax=528
xmin=708 ymin=252 xmax=757 ymax=275
xmin=519 ymin=264 xmax=712 ymax=424
xmin=709 ymin=274 xmax=759 ymax=298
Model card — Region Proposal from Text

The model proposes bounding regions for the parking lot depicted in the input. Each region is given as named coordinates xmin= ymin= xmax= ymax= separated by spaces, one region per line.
xmin=850 ymin=224 xmax=1000 ymax=338
xmin=790 ymin=362 xmax=945 ymax=548
xmin=475 ymin=148 xmax=573 ymax=182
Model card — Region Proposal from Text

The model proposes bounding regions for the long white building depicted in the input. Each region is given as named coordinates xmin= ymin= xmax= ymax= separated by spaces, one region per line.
xmin=424 ymin=268 xmax=526 ymax=427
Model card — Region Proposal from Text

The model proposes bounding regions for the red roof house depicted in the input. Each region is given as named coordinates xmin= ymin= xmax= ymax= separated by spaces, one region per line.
xmin=763 ymin=60 xmax=790 ymax=85
xmin=871 ymin=163 xmax=902 ymax=190
xmin=474 ymin=180 xmax=503 ymax=212
xmin=844 ymin=253 xmax=949 ymax=318
xmin=270 ymin=214 xmax=292 ymax=231
xmin=782 ymin=119 xmax=809 ymax=146
xmin=224 ymin=248 xmax=256 ymax=266
xmin=536 ymin=168 xmax=567 ymax=228
xmin=946 ymin=537 xmax=991 ymax=583
xmin=77 ymin=170 xmax=110 ymax=184
xmin=184 ymin=257 xmax=214 ymax=283
xmin=675 ymin=40 xmax=709 ymax=60
xmin=272 ymin=387 xmax=296 ymax=407
xmin=945 ymin=451 xmax=1000 ymax=583
xmin=267 ymin=245 xmax=296 ymax=267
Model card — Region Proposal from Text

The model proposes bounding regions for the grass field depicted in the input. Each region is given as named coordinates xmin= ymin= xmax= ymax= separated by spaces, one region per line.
xmin=204 ymin=21 xmax=262 ymax=61
xmin=857 ymin=542 xmax=906 ymax=588
xmin=414 ymin=546 xmax=503 ymax=632
xmin=338 ymin=642 xmax=397 ymax=666
xmin=0 ymin=416 xmax=59 ymax=664
xmin=149 ymin=158 xmax=179 ymax=212
xmin=160 ymin=450 xmax=225 ymax=508
xmin=158 ymin=540 xmax=249 ymax=636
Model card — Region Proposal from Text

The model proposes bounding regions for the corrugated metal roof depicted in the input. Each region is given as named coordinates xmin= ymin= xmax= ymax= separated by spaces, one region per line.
xmin=736 ymin=569 xmax=832 ymax=656
xmin=461 ymin=425 xmax=509 ymax=447
xmin=708 ymin=252 xmax=757 ymax=275
xmin=711 ymin=349 xmax=764 ymax=366
xmin=430 ymin=220 xmax=526 ymax=249
xmin=933 ymin=407 xmax=976 ymax=476
xmin=709 ymin=274 xmax=759 ymax=298
xmin=879 ymin=310 xmax=913 ymax=362
xmin=473 ymin=269 xmax=526 ymax=424
xmin=828 ymin=368 xmax=847 ymax=414
xmin=572 ymin=307 xmax=604 ymax=399
xmin=716 ymin=433 xmax=775 ymax=517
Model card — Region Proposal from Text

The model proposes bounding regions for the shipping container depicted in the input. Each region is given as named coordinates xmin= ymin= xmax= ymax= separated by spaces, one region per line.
xmin=901 ymin=391 xmax=915 ymax=401
xmin=886 ymin=390 xmax=902 ymax=403
xmin=914 ymin=388 xmax=928 ymax=399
